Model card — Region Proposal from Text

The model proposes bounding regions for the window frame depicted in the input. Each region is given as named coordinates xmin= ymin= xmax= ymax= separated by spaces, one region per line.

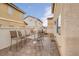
xmin=56 ymin=13 xmax=61 ymax=35
xmin=8 ymin=6 xmax=14 ymax=15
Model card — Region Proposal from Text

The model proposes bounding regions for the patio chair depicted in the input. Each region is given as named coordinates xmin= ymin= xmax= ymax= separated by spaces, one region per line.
xmin=9 ymin=31 xmax=18 ymax=51
xmin=18 ymin=31 xmax=26 ymax=48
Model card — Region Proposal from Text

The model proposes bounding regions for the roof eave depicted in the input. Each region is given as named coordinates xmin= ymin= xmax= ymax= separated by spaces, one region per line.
xmin=7 ymin=3 xmax=26 ymax=14
xmin=24 ymin=16 xmax=43 ymax=23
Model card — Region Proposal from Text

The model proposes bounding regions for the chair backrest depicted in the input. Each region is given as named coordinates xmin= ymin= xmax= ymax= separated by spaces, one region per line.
xmin=10 ymin=31 xmax=17 ymax=39
xmin=18 ymin=31 xmax=23 ymax=39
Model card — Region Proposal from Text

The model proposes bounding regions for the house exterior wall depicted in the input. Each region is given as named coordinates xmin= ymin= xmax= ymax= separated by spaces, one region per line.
xmin=53 ymin=3 xmax=79 ymax=56
xmin=53 ymin=3 xmax=65 ymax=55
xmin=0 ymin=28 xmax=26 ymax=50
xmin=0 ymin=3 xmax=25 ymax=28
xmin=24 ymin=16 xmax=43 ymax=32
xmin=48 ymin=20 xmax=53 ymax=28
xmin=47 ymin=19 xmax=54 ymax=34
xmin=0 ymin=3 xmax=26 ymax=50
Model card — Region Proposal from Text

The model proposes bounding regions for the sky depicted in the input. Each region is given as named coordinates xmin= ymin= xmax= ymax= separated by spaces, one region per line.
xmin=15 ymin=3 xmax=52 ymax=27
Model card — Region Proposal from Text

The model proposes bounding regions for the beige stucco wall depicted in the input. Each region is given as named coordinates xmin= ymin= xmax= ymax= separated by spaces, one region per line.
xmin=62 ymin=4 xmax=79 ymax=56
xmin=24 ymin=16 xmax=43 ymax=30
xmin=0 ymin=28 xmax=26 ymax=50
xmin=47 ymin=19 xmax=54 ymax=34
xmin=53 ymin=3 xmax=65 ymax=55
xmin=0 ymin=3 xmax=26 ymax=28
xmin=0 ymin=18 xmax=25 ymax=28
xmin=0 ymin=3 xmax=27 ymax=50
xmin=53 ymin=3 xmax=79 ymax=56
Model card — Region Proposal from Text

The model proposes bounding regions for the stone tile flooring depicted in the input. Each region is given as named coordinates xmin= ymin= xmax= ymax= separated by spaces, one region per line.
xmin=0 ymin=35 xmax=60 ymax=56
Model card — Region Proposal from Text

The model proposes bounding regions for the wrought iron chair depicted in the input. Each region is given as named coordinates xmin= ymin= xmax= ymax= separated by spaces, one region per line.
xmin=17 ymin=31 xmax=24 ymax=48
xmin=9 ymin=31 xmax=18 ymax=51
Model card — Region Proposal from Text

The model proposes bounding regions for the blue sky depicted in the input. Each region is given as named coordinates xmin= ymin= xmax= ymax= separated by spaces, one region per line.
xmin=15 ymin=3 xmax=52 ymax=27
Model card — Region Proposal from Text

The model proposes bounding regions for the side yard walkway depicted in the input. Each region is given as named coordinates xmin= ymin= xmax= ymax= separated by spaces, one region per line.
xmin=0 ymin=34 xmax=60 ymax=56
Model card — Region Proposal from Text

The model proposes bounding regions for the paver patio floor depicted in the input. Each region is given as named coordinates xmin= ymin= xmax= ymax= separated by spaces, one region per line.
xmin=0 ymin=34 xmax=60 ymax=56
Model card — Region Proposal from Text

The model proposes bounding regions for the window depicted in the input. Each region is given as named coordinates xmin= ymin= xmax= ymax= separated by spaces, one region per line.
xmin=56 ymin=14 xmax=61 ymax=35
xmin=8 ymin=6 xmax=14 ymax=15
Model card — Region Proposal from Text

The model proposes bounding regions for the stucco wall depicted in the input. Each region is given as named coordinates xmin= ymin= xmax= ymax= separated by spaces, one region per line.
xmin=53 ymin=3 xmax=66 ymax=55
xmin=24 ymin=16 xmax=43 ymax=30
xmin=53 ymin=3 xmax=79 ymax=56
xmin=0 ymin=4 xmax=24 ymax=21
xmin=62 ymin=4 xmax=79 ymax=56
xmin=47 ymin=20 xmax=54 ymax=33
xmin=0 ymin=3 xmax=27 ymax=50
xmin=0 ymin=28 xmax=26 ymax=50
xmin=0 ymin=4 xmax=26 ymax=28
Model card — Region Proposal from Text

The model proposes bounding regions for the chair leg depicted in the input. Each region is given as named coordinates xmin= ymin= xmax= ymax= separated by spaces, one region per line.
xmin=20 ymin=39 xmax=22 ymax=48
xmin=10 ymin=38 xmax=12 ymax=51
xmin=16 ymin=39 xmax=18 ymax=51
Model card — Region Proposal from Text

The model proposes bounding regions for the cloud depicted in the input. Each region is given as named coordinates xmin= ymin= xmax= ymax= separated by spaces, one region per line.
xmin=41 ymin=6 xmax=54 ymax=27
